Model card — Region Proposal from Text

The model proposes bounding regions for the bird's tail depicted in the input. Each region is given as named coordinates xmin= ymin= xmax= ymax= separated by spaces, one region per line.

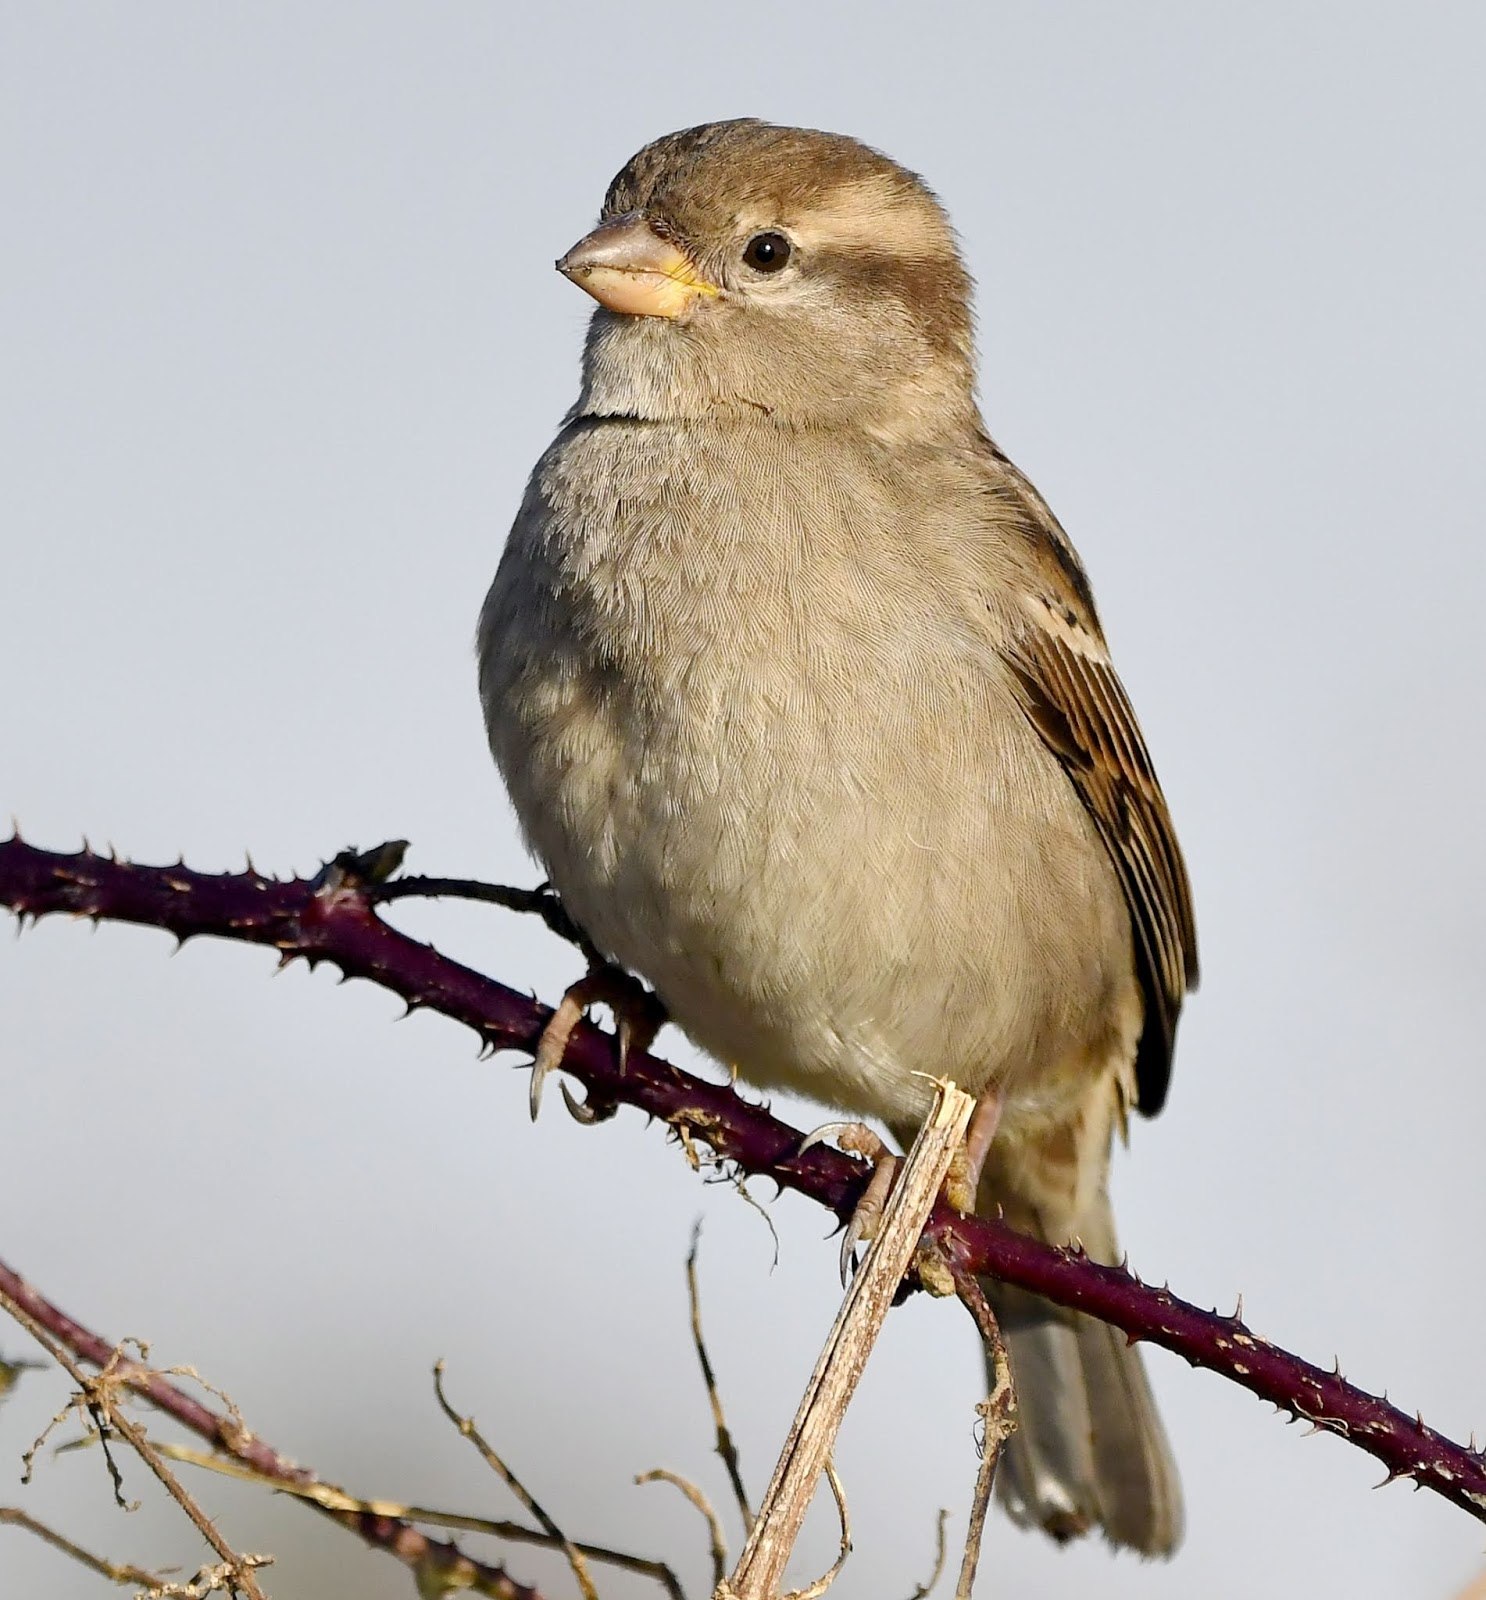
xmin=984 ymin=1189 xmax=1183 ymax=1556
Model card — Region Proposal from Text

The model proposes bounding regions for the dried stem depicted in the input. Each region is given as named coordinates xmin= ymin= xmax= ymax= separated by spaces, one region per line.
xmin=637 ymin=1468 xmax=730 ymax=1590
xmin=432 ymin=1361 xmax=599 ymax=1600
xmin=904 ymin=1508 xmax=950 ymax=1600
xmin=687 ymin=1221 xmax=753 ymax=1530
xmin=157 ymin=1443 xmax=688 ymax=1600
xmin=949 ymin=1271 xmax=1017 ymax=1599
xmin=3 ymin=835 xmax=1485 ymax=1527
xmin=781 ymin=1457 xmax=850 ymax=1600
xmin=0 ymin=1259 xmax=546 ymax=1600
xmin=0 ymin=1289 xmax=269 ymax=1600
xmin=0 ymin=1505 xmax=165 ymax=1588
xmin=720 ymin=1083 xmax=975 ymax=1600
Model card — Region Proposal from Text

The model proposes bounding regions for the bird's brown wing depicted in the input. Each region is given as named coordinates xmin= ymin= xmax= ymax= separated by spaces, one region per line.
xmin=983 ymin=442 xmax=1198 ymax=1115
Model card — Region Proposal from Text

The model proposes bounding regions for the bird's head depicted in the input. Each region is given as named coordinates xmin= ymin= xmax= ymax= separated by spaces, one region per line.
xmin=559 ymin=119 xmax=978 ymax=441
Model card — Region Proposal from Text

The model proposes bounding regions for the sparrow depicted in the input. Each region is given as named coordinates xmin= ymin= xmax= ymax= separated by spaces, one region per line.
xmin=478 ymin=119 xmax=1198 ymax=1556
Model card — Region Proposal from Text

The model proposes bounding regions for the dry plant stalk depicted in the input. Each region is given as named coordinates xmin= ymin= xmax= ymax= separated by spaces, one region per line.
xmin=152 ymin=1441 xmax=685 ymax=1600
xmin=949 ymin=1272 xmax=1017 ymax=1600
xmin=0 ymin=1293 xmax=270 ymax=1600
xmin=718 ymin=1081 xmax=976 ymax=1600
xmin=906 ymin=1507 xmax=950 ymax=1600
xmin=0 ymin=1261 xmax=549 ymax=1600
xmin=637 ymin=1468 xmax=730 ymax=1591
xmin=0 ymin=1505 xmax=165 ymax=1589
xmin=432 ymin=1362 xmax=598 ymax=1600
xmin=687 ymin=1223 xmax=754 ymax=1529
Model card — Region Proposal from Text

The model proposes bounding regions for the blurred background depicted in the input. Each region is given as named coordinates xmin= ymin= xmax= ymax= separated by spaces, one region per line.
xmin=3 ymin=5 xmax=1484 ymax=1596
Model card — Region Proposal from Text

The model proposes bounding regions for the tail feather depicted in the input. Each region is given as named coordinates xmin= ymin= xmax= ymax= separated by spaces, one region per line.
xmin=1072 ymin=1307 xmax=1184 ymax=1552
xmin=986 ymin=1193 xmax=1183 ymax=1555
xmin=990 ymin=1288 xmax=1102 ymax=1542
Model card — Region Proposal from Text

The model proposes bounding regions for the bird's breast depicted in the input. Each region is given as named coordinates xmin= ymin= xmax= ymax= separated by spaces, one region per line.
xmin=479 ymin=418 xmax=1137 ymax=1129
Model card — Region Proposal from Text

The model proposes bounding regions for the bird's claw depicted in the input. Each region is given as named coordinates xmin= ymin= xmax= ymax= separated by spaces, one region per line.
xmin=528 ymin=966 xmax=665 ymax=1122
xmin=840 ymin=1209 xmax=866 ymax=1286
xmin=798 ymin=1119 xmax=892 ymax=1163
xmin=529 ymin=986 xmax=586 ymax=1121
xmin=559 ymin=1081 xmax=616 ymax=1125
xmin=799 ymin=1120 xmax=866 ymax=1158
xmin=837 ymin=1151 xmax=901 ymax=1286
xmin=616 ymin=986 xmax=667 ymax=1075
xmin=797 ymin=1121 xmax=900 ymax=1287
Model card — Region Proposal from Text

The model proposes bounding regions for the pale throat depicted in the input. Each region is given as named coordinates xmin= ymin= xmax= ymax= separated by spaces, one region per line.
xmin=575 ymin=314 xmax=716 ymax=423
xmin=574 ymin=307 xmax=978 ymax=444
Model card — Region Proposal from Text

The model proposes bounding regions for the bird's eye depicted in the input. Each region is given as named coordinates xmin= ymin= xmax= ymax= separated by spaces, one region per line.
xmin=741 ymin=232 xmax=792 ymax=273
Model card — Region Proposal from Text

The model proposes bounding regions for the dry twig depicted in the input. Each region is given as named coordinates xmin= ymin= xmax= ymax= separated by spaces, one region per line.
xmin=637 ymin=1468 xmax=730 ymax=1590
xmin=718 ymin=1082 xmax=974 ymax=1600
xmin=687 ymin=1222 xmax=753 ymax=1530
xmin=432 ymin=1361 xmax=598 ymax=1600
xmin=0 ymin=1505 xmax=165 ymax=1589
xmin=134 ymin=1556 xmax=274 ymax=1599
xmin=159 ymin=1442 xmax=687 ymax=1600
xmin=780 ymin=1457 xmax=850 ymax=1600
xmin=904 ymin=1507 xmax=950 ymax=1600
xmin=0 ymin=1293 xmax=270 ymax=1600
xmin=0 ymin=1261 xmax=546 ymax=1600
xmin=950 ymin=1271 xmax=1018 ymax=1599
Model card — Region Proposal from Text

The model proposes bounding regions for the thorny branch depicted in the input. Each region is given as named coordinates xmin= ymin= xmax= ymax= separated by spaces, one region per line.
xmin=3 ymin=834 xmax=1485 ymax=1528
xmin=2 ymin=1267 xmax=701 ymax=1600
xmin=0 ymin=1262 xmax=548 ymax=1600
xmin=150 ymin=1442 xmax=687 ymax=1600
xmin=0 ymin=1289 xmax=270 ymax=1600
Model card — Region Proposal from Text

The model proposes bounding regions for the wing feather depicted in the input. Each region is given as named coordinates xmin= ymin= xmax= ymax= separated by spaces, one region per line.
xmin=978 ymin=430 xmax=1199 ymax=1117
xmin=1005 ymin=599 xmax=1197 ymax=1114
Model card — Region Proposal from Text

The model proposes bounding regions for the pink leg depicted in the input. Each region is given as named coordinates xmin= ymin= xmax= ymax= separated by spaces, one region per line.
xmin=946 ymin=1090 xmax=1003 ymax=1214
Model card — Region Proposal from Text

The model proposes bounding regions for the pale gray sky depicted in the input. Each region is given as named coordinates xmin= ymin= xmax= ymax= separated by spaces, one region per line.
xmin=3 ymin=5 xmax=1484 ymax=1597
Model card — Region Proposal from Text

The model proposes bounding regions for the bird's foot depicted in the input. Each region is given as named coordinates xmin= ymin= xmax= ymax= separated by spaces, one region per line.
xmin=944 ymin=1090 xmax=1004 ymax=1214
xmin=529 ymin=965 xmax=666 ymax=1123
xmin=798 ymin=1091 xmax=1002 ymax=1282
xmin=799 ymin=1121 xmax=902 ymax=1285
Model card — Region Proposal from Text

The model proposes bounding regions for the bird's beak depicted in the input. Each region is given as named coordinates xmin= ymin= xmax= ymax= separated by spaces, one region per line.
xmin=557 ymin=213 xmax=719 ymax=319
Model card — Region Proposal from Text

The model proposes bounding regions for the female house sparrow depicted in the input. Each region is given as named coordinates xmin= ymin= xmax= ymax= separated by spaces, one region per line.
xmin=479 ymin=119 xmax=1197 ymax=1555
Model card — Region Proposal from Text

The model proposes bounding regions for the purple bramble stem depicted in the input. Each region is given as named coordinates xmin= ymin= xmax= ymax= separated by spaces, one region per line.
xmin=2 ymin=833 xmax=1483 ymax=1527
